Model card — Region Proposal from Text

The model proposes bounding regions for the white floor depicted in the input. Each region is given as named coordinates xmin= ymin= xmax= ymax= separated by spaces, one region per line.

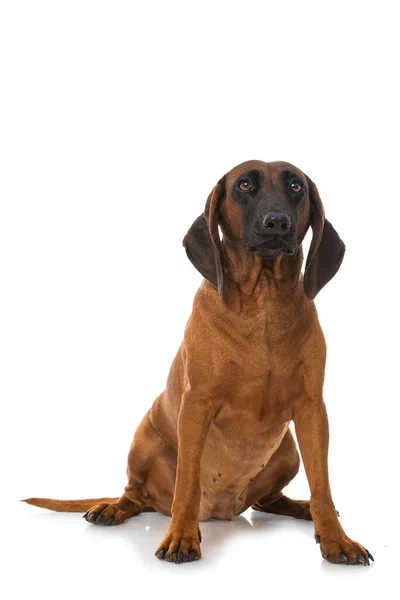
xmin=6 ymin=498 xmax=395 ymax=600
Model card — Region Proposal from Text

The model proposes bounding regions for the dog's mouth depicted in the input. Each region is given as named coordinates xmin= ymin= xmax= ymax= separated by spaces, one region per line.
xmin=244 ymin=238 xmax=297 ymax=259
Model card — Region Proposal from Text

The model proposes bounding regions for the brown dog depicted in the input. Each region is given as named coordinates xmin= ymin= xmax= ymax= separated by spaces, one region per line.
xmin=24 ymin=160 xmax=373 ymax=566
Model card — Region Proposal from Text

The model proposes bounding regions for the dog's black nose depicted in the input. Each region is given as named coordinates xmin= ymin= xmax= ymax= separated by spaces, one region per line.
xmin=262 ymin=212 xmax=291 ymax=234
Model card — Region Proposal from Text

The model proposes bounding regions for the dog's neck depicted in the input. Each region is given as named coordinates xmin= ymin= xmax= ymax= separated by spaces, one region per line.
xmin=221 ymin=237 xmax=304 ymax=304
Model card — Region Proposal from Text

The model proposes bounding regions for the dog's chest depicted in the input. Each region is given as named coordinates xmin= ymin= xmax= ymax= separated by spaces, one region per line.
xmin=197 ymin=358 xmax=304 ymax=517
xmin=205 ymin=404 xmax=289 ymax=462
xmin=201 ymin=366 xmax=294 ymax=467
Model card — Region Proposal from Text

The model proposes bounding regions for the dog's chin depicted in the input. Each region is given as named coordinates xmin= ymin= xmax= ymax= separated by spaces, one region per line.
xmin=244 ymin=243 xmax=297 ymax=260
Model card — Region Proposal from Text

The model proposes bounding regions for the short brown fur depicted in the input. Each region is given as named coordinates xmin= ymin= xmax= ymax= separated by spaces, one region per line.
xmin=23 ymin=160 xmax=373 ymax=566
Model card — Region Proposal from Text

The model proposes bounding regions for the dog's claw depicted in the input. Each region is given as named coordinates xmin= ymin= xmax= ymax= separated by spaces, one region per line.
xmin=189 ymin=549 xmax=196 ymax=561
xmin=88 ymin=512 xmax=96 ymax=523
xmin=172 ymin=552 xmax=178 ymax=564
xmin=315 ymin=534 xmax=320 ymax=544
xmin=340 ymin=552 xmax=348 ymax=564
xmin=82 ymin=512 xmax=88 ymax=519
xmin=106 ymin=516 xmax=115 ymax=526
xmin=157 ymin=549 xmax=165 ymax=560
xmin=367 ymin=550 xmax=374 ymax=562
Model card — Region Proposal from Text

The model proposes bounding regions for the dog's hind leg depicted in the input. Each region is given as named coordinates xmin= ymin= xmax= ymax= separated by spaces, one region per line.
xmin=252 ymin=495 xmax=312 ymax=520
xmin=83 ymin=494 xmax=144 ymax=525
xmin=84 ymin=408 xmax=176 ymax=526
xmin=247 ymin=429 xmax=312 ymax=521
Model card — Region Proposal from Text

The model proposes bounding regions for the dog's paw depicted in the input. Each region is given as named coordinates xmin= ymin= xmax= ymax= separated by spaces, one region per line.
xmin=155 ymin=527 xmax=202 ymax=563
xmin=83 ymin=503 xmax=127 ymax=526
xmin=315 ymin=532 xmax=374 ymax=566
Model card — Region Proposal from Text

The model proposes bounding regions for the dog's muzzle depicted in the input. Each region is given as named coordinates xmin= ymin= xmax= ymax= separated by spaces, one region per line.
xmin=244 ymin=237 xmax=297 ymax=257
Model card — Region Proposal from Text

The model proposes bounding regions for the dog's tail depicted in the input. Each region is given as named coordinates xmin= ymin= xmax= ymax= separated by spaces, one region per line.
xmin=21 ymin=497 xmax=120 ymax=512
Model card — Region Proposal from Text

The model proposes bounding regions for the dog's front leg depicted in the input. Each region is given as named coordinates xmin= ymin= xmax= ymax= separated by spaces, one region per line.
xmin=155 ymin=393 xmax=214 ymax=563
xmin=294 ymin=398 xmax=373 ymax=566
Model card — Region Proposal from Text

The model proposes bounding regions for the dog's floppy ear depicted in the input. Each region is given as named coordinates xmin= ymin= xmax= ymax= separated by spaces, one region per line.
xmin=303 ymin=176 xmax=346 ymax=300
xmin=183 ymin=178 xmax=225 ymax=295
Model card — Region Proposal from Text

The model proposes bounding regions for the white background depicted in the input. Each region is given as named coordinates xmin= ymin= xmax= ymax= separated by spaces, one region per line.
xmin=1 ymin=1 xmax=399 ymax=599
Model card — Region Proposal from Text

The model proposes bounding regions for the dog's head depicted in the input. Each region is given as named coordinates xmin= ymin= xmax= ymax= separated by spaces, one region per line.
xmin=183 ymin=160 xmax=345 ymax=300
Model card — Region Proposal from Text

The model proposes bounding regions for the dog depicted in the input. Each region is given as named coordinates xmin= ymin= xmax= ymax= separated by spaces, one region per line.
xmin=23 ymin=160 xmax=373 ymax=566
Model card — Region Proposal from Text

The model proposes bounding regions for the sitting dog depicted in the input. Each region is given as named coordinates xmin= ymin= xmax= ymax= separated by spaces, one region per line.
xmin=24 ymin=160 xmax=373 ymax=566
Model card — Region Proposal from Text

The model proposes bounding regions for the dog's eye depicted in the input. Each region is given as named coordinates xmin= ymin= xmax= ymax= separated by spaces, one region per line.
xmin=290 ymin=181 xmax=303 ymax=193
xmin=238 ymin=179 xmax=253 ymax=192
